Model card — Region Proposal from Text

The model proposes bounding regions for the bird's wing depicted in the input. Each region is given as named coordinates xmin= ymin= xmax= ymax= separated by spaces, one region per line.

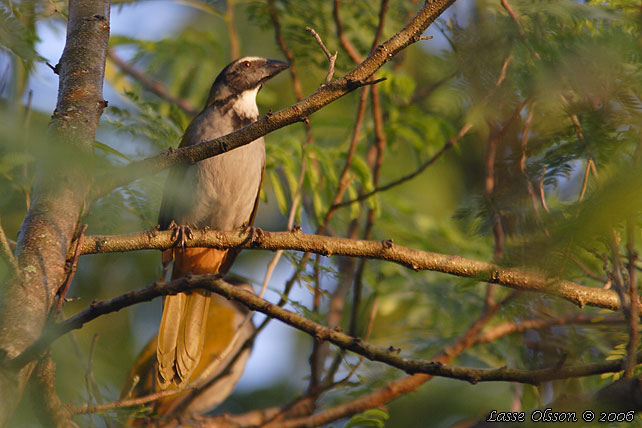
xmin=217 ymin=161 xmax=265 ymax=275
xmin=157 ymin=127 xmax=199 ymax=230
xmin=157 ymin=127 xmax=201 ymax=266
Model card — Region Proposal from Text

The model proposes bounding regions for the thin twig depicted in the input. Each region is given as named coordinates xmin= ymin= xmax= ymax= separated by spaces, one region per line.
xmin=500 ymin=0 xmax=525 ymax=36
xmin=608 ymin=230 xmax=635 ymax=374
xmin=578 ymin=158 xmax=594 ymax=203
xmin=344 ymin=78 xmax=387 ymax=338
xmin=225 ymin=0 xmax=240 ymax=60
xmin=500 ymin=0 xmax=540 ymax=60
xmin=371 ymin=0 xmax=390 ymax=51
xmin=107 ymin=49 xmax=198 ymax=115
xmin=327 ymin=297 xmax=379 ymax=388
xmin=560 ymin=94 xmax=586 ymax=144
xmin=22 ymin=89 xmax=33 ymax=210
xmin=0 ymin=217 xmax=18 ymax=276
xmin=333 ymin=122 xmax=471 ymax=209
xmin=571 ymin=255 xmax=608 ymax=283
xmin=333 ymin=0 xmax=364 ymax=63
xmin=306 ymin=27 xmax=338 ymax=85
xmin=85 ymin=334 xmax=99 ymax=427
xmin=311 ymin=219 xmax=361 ymax=392
xmin=54 ymin=224 xmax=87 ymax=316
xmin=307 ymin=254 xmax=327 ymax=393
xmin=539 ymin=166 xmax=550 ymax=213
xmin=72 ymin=388 xmax=180 ymax=414
xmin=519 ymin=103 xmax=541 ymax=222
xmin=328 ymin=87 xmax=371 ymax=212
xmin=267 ymin=0 xmax=304 ymax=100
xmin=625 ymin=218 xmax=639 ymax=378
xmin=475 ymin=314 xmax=625 ymax=344
xmin=485 ymin=123 xmax=505 ymax=270
xmin=258 ymin=86 xmax=371 ymax=339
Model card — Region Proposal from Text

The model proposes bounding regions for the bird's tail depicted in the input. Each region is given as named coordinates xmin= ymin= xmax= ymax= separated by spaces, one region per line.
xmin=157 ymin=247 xmax=230 ymax=389
xmin=122 ymin=278 xmax=255 ymax=425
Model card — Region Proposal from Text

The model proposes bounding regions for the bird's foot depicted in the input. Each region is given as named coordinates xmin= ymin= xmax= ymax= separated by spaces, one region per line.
xmin=244 ymin=225 xmax=264 ymax=246
xmin=147 ymin=224 xmax=161 ymax=239
xmin=168 ymin=220 xmax=194 ymax=250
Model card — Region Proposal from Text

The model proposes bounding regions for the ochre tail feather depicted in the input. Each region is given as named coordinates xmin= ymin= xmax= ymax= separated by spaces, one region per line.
xmin=176 ymin=290 xmax=211 ymax=384
xmin=156 ymin=248 xmax=231 ymax=389
xmin=157 ymin=293 xmax=185 ymax=389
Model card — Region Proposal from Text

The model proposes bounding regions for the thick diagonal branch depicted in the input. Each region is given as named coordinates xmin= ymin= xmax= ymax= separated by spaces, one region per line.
xmin=12 ymin=275 xmax=637 ymax=387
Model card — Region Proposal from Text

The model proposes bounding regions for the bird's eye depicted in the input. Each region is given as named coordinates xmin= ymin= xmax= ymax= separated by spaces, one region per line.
xmin=242 ymin=61 xmax=251 ymax=68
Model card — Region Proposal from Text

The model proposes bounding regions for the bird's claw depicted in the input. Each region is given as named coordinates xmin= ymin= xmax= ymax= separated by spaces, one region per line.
xmin=245 ymin=225 xmax=264 ymax=246
xmin=169 ymin=221 xmax=194 ymax=250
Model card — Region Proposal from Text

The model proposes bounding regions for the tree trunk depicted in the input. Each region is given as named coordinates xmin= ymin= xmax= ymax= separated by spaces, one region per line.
xmin=0 ymin=0 xmax=110 ymax=424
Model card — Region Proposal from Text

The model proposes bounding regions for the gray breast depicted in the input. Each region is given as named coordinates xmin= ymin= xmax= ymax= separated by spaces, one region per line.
xmin=178 ymin=102 xmax=265 ymax=230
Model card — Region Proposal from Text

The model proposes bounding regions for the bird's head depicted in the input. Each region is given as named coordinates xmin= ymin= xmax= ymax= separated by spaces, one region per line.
xmin=206 ymin=57 xmax=289 ymax=106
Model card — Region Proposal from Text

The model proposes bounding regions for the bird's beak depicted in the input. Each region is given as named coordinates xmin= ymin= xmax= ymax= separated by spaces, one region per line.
xmin=263 ymin=59 xmax=289 ymax=80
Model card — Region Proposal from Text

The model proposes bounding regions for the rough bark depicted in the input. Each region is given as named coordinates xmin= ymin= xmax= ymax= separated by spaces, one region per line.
xmin=76 ymin=229 xmax=623 ymax=311
xmin=0 ymin=0 xmax=110 ymax=424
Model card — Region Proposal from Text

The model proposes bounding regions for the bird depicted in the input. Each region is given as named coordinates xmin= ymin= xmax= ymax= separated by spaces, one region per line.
xmin=123 ymin=57 xmax=288 ymax=419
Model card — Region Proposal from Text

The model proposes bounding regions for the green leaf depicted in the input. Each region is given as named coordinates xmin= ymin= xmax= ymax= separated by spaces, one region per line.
xmin=94 ymin=141 xmax=132 ymax=162
xmin=0 ymin=8 xmax=41 ymax=64
xmin=345 ymin=409 xmax=390 ymax=428
xmin=269 ymin=170 xmax=289 ymax=215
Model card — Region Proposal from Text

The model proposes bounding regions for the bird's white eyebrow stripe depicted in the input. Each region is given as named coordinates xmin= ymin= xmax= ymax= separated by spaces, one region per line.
xmin=235 ymin=56 xmax=264 ymax=63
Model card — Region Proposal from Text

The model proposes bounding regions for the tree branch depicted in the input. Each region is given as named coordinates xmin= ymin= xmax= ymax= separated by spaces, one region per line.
xmin=12 ymin=275 xmax=636 ymax=387
xmin=267 ymin=0 xmax=304 ymax=101
xmin=332 ymin=122 xmax=471 ymax=209
xmin=107 ymin=49 xmax=198 ymax=116
xmin=306 ymin=27 xmax=337 ymax=85
xmin=76 ymin=228 xmax=624 ymax=311
xmin=0 ymin=217 xmax=17 ymax=277
xmin=474 ymin=314 xmax=625 ymax=344
xmin=333 ymin=0 xmax=364 ymax=63
xmin=91 ymin=0 xmax=457 ymax=199
xmin=30 ymin=357 xmax=74 ymax=428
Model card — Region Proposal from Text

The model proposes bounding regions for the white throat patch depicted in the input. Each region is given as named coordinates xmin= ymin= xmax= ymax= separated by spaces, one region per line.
xmin=233 ymin=86 xmax=260 ymax=119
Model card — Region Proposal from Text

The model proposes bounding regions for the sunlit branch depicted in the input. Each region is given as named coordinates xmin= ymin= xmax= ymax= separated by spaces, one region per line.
xmin=74 ymin=228 xmax=623 ymax=311
xmin=306 ymin=27 xmax=337 ymax=85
